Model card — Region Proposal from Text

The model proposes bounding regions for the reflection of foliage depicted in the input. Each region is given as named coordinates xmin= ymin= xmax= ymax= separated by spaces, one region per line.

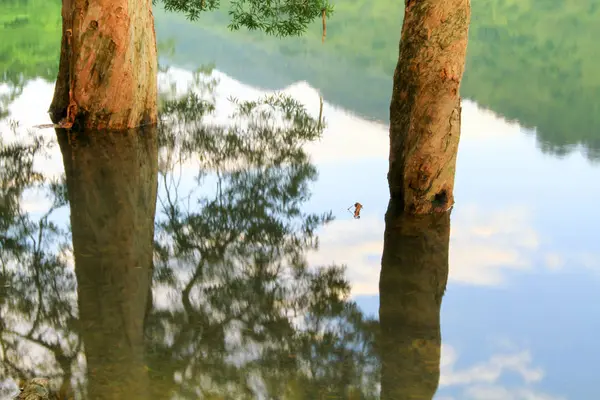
xmin=0 ymin=131 xmax=78 ymax=396
xmin=0 ymin=0 xmax=60 ymax=83
xmin=2 ymin=0 xmax=597 ymax=158
xmin=146 ymin=72 xmax=379 ymax=398
xmin=157 ymin=0 xmax=600 ymax=160
xmin=0 ymin=68 xmax=379 ymax=398
xmin=461 ymin=0 xmax=600 ymax=160
xmin=0 ymin=0 xmax=61 ymax=119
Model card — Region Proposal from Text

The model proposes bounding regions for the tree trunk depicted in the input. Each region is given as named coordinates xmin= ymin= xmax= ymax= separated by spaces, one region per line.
xmin=379 ymin=200 xmax=450 ymax=400
xmin=57 ymin=127 xmax=158 ymax=399
xmin=388 ymin=0 xmax=470 ymax=214
xmin=49 ymin=0 xmax=158 ymax=130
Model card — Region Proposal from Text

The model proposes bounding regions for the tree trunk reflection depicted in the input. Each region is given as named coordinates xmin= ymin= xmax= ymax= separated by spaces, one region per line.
xmin=57 ymin=127 xmax=158 ymax=399
xmin=379 ymin=200 xmax=450 ymax=400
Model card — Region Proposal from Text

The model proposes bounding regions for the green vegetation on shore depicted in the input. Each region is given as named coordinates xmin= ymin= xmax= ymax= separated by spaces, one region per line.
xmin=1 ymin=0 xmax=598 ymax=159
xmin=0 ymin=0 xmax=60 ymax=118
xmin=0 ymin=0 xmax=60 ymax=83
xmin=155 ymin=0 xmax=600 ymax=160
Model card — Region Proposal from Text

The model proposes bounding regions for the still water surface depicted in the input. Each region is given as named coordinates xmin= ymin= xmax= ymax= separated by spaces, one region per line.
xmin=1 ymin=10 xmax=600 ymax=400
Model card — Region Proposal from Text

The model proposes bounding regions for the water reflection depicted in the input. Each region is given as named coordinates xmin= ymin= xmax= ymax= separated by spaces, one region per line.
xmin=0 ymin=133 xmax=78 ymax=397
xmin=0 ymin=75 xmax=384 ymax=398
xmin=1 ymin=116 xmax=158 ymax=398
xmin=1 ymin=71 xmax=456 ymax=400
xmin=58 ymin=126 xmax=158 ymax=399
xmin=3 ymin=0 xmax=600 ymax=162
xmin=4 ymin=62 xmax=599 ymax=398
xmin=146 ymin=79 xmax=380 ymax=398
xmin=379 ymin=201 xmax=449 ymax=400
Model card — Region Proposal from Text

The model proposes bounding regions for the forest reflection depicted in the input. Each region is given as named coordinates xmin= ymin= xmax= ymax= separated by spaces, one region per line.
xmin=0 ymin=70 xmax=450 ymax=399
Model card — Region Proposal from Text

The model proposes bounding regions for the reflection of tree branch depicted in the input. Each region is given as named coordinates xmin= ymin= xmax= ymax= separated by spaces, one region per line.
xmin=2 ymin=69 xmax=380 ymax=399
xmin=26 ymin=213 xmax=53 ymax=339
xmin=144 ymin=74 xmax=379 ymax=399
xmin=181 ymin=261 xmax=203 ymax=316
xmin=0 ymin=134 xmax=77 ymax=390
xmin=5 ymin=329 xmax=79 ymax=374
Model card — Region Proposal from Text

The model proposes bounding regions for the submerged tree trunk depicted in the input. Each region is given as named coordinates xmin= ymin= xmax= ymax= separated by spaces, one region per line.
xmin=57 ymin=127 xmax=158 ymax=399
xmin=49 ymin=0 xmax=158 ymax=130
xmin=389 ymin=0 xmax=470 ymax=213
xmin=379 ymin=200 xmax=450 ymax=399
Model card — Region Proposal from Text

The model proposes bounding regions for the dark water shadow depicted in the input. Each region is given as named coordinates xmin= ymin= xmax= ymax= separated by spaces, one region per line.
xmin=379 ymin=200 xmax=450 ymax=400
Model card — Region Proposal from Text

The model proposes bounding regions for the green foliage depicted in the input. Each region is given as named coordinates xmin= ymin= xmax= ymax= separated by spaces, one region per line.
xmin=0 ymin=0 xmax=61 ymax=119
xmin=158 ymin=0 xmax=333 ymax=37
xmin=461 ymin=0 xmax=600 ymax=159
xmin=159 ymin=0 xmax=220 ymax=20
xmin=0 ymin=0 xmax=60 ymax=84
xmin=1 ymin=0 xmax=598 ymax=159
xmin=156 ymin=0 xmax=600 ymax=160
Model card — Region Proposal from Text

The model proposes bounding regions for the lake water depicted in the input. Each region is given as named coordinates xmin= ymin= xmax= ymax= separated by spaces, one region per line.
xmin=1 ymin=5 xmax=600 ymax=400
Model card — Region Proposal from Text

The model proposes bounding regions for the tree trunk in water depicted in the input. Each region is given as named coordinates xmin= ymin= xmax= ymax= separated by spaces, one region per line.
xmin=49 ymin=0 xmax=157 ymax=130
xmin=57 ymin=127 xmax=158 ymax=399
xmin=379 ymin=200 xmax=450 ymax=400
xmin=389 ymin=0 xmax=470 ymax=213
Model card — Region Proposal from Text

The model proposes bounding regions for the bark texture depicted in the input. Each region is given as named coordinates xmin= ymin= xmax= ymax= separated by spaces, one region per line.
xmin=389 ymin=0 xmax=470 ymax=213
xmin=49 ymin=0 xmax=157 ymax=130
xmin=379 ymin=200 xmax=450 ymax=400
xmin=14 ymin=378 xmax=61 ymax=400
xmin=57 ymin=127 xmax=158 ymax=399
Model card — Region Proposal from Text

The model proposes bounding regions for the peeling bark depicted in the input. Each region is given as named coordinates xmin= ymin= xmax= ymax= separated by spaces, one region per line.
xmin=49 ymin=0 xmax=158 ymax=130
xmin=389 ymin=0 xmax=470 ymax=213
xmin=379 ymin=200 xmax=450 ymax=399
xmin=57 ymin=127 xmax=158 ymax=399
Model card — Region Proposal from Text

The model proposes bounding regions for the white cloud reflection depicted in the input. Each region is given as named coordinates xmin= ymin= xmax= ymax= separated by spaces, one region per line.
xmin=448 ymin=205 xmax=539 ymax=286
xmin=437 ymin=344 xmax=564 ymax=400
xmin=4 ymin=62 xmax=598 ymax=400
xmin=307 ymin=203 xmax=543 ymax=295
xmin=440 ymin=345 xmax=543 ymax=386
xmin=3 ymin=68 xmax=599 ymax=296
xmin=462 ymin=386 xmax=565 ymax=400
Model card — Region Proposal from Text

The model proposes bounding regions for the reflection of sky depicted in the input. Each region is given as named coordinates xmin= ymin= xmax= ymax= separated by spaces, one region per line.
xmin=2 ymin=68 xmax=600 ymax=399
